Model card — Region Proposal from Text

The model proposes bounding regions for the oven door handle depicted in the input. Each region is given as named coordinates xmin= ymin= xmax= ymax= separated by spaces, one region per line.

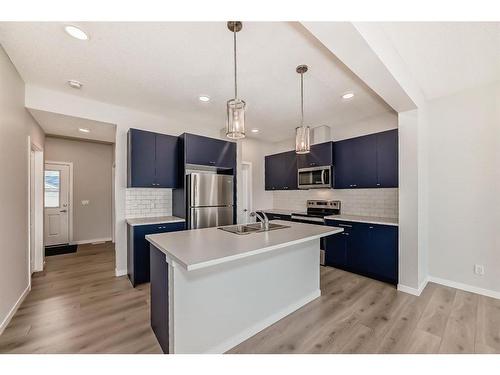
xmin=321 ymin=169 xmax=326 ymax=185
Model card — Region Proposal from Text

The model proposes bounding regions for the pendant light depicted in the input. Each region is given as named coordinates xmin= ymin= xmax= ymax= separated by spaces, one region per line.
xmin=295 ymin=65 xmax=310 ymax=154
xmin=226 ymin=21 xmax=246 ymax=140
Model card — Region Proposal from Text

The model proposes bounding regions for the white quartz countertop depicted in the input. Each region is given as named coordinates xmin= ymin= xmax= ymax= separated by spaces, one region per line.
xmin=146 ymin=220 xmax=343 ymax=271
xmin=126 ymin=216 xmax=185 ymax=226
xmin=324 ymin=214 xmax=398 ymax=226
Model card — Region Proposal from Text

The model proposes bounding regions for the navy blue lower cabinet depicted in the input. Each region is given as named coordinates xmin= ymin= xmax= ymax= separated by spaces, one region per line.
xmin=325 ymin=219 xmax=398 ymax=285
xmin=325 ymin=229 xmax=347 ymax=268
xmin=127 ymin=221 xmax=185 ymax=287
xmin=150 ymin=244 xmax=169 ymax=354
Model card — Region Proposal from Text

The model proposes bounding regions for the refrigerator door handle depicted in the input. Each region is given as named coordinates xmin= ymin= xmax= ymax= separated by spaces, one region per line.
xmin=193 ymin=173 xmax=198 ymax=207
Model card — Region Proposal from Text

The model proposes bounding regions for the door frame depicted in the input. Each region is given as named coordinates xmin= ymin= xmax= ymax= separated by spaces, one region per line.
xmin=44 ymin=160 xmax=74 ymax=245
xmin=28 ymin=138 xmax=44 ymax=275
xmin=241 ymin=161 xmax=253 ymax=223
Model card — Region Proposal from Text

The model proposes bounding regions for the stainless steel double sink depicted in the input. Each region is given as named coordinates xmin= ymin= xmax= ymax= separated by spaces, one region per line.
xmin=218 ymin=222 xmax=290 ymax=235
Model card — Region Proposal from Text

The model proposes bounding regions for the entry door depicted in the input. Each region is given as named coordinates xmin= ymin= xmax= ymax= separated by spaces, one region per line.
xmin=44 ymin=163 xmax=70 ymax=246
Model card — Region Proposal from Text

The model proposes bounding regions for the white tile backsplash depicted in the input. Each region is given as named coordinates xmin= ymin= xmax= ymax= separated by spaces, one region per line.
xmin=273 ymin=188 xmax=398 ymax=218
xmin=126 ymin=188 xmax=172 ymax=218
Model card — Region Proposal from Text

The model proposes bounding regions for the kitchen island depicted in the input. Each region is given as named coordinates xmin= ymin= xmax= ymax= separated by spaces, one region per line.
xmin=146 ymin=220 xmax=343 ymax=354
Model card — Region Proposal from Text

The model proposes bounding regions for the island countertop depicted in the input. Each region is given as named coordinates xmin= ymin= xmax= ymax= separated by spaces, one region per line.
xmin=146 ymin=220 xmax=342 ymax=271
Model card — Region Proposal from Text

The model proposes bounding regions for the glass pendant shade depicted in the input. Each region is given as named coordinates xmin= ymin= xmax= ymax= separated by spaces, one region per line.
xmin=295 ymin=125 xmax=311 ymax=154
xmin=226 ymin=98 xmax=246 ymax=139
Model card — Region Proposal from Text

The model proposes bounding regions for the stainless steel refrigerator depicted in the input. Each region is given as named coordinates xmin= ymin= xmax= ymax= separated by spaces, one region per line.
xmin=187 ymin=173 xmax=234 ymax=229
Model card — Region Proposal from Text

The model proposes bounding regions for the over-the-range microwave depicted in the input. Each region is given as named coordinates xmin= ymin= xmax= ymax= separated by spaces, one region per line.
xmin=297 ymin=166 xmax=332 ymax=189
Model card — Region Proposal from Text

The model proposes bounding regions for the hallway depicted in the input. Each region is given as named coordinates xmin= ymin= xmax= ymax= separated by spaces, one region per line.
xmin=0 ymin=242 xmax=161 ymax=353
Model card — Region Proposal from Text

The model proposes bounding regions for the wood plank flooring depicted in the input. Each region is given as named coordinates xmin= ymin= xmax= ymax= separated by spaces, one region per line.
xmin=0 ymin=242 xmax=498 ymax=354
xmin=229 ymin=267 xmax=500 ymax=354
xmin=0 ymin=242 xmax=162 ymax=354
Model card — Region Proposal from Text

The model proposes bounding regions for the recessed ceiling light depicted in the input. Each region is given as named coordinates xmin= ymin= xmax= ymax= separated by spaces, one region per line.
xmin=78 ymin=128 xmax=90 ymax=133
xmin=68 ymin=80 xmax=83 ymax=89
xmin=199 ymin=95 xmax=210 ymax=102
xmin=342 ymin=92 xmax=355 ymax=100
xmin=64 ymin=25 xmax=89 ymax=41
xmin=251 ymin=129 xmax=259 ymax=133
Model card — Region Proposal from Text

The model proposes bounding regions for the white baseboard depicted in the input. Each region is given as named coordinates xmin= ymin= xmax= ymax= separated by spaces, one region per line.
xmin=428 ymin=276 xmax=500 ymax=300
xmin=205 ymin=289 xmax=321 ymax=354
xmin=115 ymin=268 xmax=127 ymax=277
xmin=0 ymin=284 xmax=30 ymax=335
xmin=70 ymin=237 xmax=112 ymax=245
xmin=397 ymin=278 xmax=429 ymax=296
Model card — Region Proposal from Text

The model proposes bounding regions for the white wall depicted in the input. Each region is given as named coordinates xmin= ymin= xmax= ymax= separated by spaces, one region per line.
xmin=427 ymin=81 xmax=500 ymax=294
xmin=0 ymin=46 xmax=44 ymax=333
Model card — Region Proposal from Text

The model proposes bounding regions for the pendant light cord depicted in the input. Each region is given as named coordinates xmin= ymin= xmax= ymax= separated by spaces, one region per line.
xmin=300 ymin=72 xmax=304 ymax=126
xmin=234 ymin=28 xmax=238 ymax=100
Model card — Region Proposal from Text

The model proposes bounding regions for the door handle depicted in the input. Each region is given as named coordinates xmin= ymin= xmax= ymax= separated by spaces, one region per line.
xmin=60 ymin=209 xmax=67 ymax=213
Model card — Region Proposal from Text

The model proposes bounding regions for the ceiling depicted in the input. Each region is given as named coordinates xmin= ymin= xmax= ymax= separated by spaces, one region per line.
xmin=380 ymin=22 xmax=500 ymax=100
xmin=0 ymin=22 xmax=394 ymax=142
xmin=29 ymin=109 xmax=116 ymax=143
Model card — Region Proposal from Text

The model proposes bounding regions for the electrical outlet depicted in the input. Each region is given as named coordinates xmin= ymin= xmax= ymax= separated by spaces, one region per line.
xmin=474 ymin=264 xmax=485 ymax=275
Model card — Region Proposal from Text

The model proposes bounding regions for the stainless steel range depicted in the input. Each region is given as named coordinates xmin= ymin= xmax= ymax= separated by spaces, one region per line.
xmin=291 ymin=200 xmax=341 ymax=265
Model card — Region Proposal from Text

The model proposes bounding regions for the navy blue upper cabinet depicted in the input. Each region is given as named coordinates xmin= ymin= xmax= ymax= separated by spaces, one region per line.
xmin=184 ymin=133 xmax=236 ymax=169
xmin=155 ymin=133 xmax=179 ymax=188
xmin=297 ymin=142 xmax=333 ymax=169
xmin=333 ymin=129 xmax=398 ymax=189
xmin=128 ymin=129 xmax=179 ymax=188
xmin=265 ymin=151 xmax=297 ymax=190
xmin=128 ymin=129 xmax=156 ymax=187
xmin=376 ymin=129 xmax=399 ymax=188
xmin=334 ymin=135 xmax=377 ymax=188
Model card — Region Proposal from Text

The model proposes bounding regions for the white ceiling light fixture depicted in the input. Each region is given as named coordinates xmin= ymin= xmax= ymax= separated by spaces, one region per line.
xmin=251 ymin=129 xmax=259 ymax=133
xmin=198 ymin=95 xmax=210 ymax=102
xmin=64 ymin=25 xmax=89 ymax=41
xmin=78 ymin=128 xmax=90 ymax=133
xmin=226 ymin=21 xmax=246 ymax=140
xmin=68 ymin=80 xmax=83 ymax=89
xmin=295 ymin=65 xmax=310 ymax=154
xmin=342 ymin=91 xmax=355 ymax=100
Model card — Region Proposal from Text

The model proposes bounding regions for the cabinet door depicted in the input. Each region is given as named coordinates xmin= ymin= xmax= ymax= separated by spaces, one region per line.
xmin=376 ymin=129 xmax=398 ymax=188
xmin=155 ymin=133 xmax=179 ymax=188
xmin=325 ymin=220 xmax=347 ymax=267
xmin=128 ymin=129 xmax=156 ymax=187
xmin=325 ymin=232 xmax=347 ymax=267
xmin=333 ymin=135 xmax=377 ymax=188
xmin=346 ymin=222 xmax=371 ymax=272
xmin=366 ymin=224 xmax=398 ymax=284
xmin=350 ymin=135 xmax=377 ymax=188
xmin=185 ymin=134 xmax=236 ymax=169
xmin=283 ymin=151 xmax=298 ymax=190
xmin=265 ymin=153 xmax=285 ymax=190
xmin=332 ymin=140 xmax=353 ymax=189
xmin=297 ymin=142 xmax=333 ymax=168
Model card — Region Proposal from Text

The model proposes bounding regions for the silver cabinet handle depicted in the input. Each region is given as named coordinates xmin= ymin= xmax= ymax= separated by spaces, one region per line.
xmin=60 ymin=209 xmax=67 ymax=213
xmin=338 ymin=224 xmax=352 ymax=228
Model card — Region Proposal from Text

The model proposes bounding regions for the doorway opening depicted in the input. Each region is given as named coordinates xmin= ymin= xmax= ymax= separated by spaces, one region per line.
xmin=44 ymin=161 xmax=74 ymax=255
xmin=240 ymin=161 xmax=253 ymax=223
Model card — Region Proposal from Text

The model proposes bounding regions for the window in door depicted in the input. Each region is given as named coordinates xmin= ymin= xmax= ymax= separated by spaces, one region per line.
xmin=44 ymin=170 xmax=60 ymax=208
